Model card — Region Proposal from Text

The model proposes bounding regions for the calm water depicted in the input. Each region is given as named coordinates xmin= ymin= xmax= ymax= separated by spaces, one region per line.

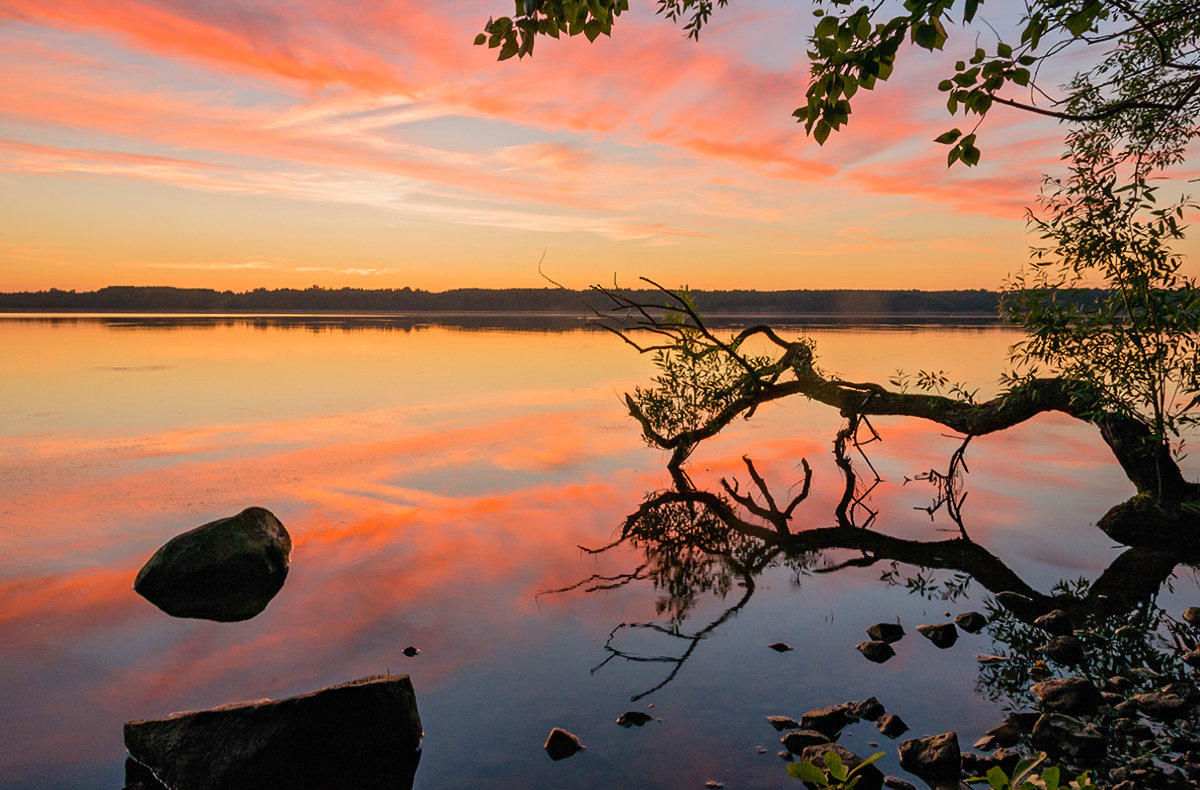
xmin=1 ymin=315 xmax=1196 ymax=789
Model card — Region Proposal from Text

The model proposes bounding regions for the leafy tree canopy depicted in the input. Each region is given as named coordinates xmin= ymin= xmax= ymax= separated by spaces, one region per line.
xmin=478 ymin=0 xmax=1200 ymax=167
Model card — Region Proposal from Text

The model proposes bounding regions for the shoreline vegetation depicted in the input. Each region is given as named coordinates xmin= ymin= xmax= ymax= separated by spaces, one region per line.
xmin=0 ymin=285 xmax=1010 ymax=317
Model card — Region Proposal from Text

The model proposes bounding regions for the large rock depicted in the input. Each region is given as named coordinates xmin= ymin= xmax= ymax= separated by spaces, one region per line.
xmin=867 ymin=622 xmax=906 ymax=643
xmin=898 ymin=732 xmax=960 ymax=790
xmin=134 ymin=507 xmax=291 ymax=621
xmin=857 ymin=640 xmax=896 ymax=663
xmin=124 ymin=674 xmax=422 ymax=790
xmin=800 ymin=705 xmax=855 ymax=738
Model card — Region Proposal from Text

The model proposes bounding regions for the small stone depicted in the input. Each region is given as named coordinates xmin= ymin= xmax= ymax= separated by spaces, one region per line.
xmin=782 ymin=730 xmax=831 ymax=753
xmin=877 ymin=714 xmax=908 ymax=738
xmin=704 ymin=781 xmax=723 ymax=788
xmin=898 ymin=732 xmax=960 ymax=787
xmin=984 ymin=719 xmax=1022 ymax=748
xmin=954 ymin=611 xmax=988 ymax=633
xmin=768 ymin=642 xmax=794 ymax=652
xmin=974 ymin=735 xmax=997 ymax=751
xmin=756 ymin=746 xmax=767 ymax=754
xmin=616 ymin=711 xmax=652 ymax=728
xmin=1034 ymin=609 xmax=1074 ymax=636
xmin=866 ymin=622 xmax=905 ymax=643
xmin=800 ymin=705 xmax=855 ymax=738
xmin=849 ymin=697 xmax=885 ymax=722
xmin=1031 ymin=714 xmax=1107 ymax=764
xmin=1131 ymin=691 xmax=1192 ymax=721
xmin=544 ymin=728 xmax=585 ymax=761
xmin=857 ymin=640 xmax=896 ymax=663
xmin=1032 ymin=677 xmax=1102 ymax=716
xmin=1043 ymin=635 xmax=1083 ymax=666
xmin=401 ymin=646 xmax=420 ymax=657
xmin=1183 ymin=607 xmax=1200 ymax=627
xmin=778 ymin=751 xmax=790 ymax=760
xmin=883 ymin=778 xmax=917 ymax=790
xmin=915 ymin=623 xmax=958 ymax=649
xmin=976 ymin=654 xmax=1007 ymax=664
xmin=767 ymin=715 xmax=800 ymax=731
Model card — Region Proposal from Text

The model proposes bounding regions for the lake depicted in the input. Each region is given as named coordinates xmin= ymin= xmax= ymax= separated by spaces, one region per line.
xmin=2 ymin=314 xmax=1196 ymax=789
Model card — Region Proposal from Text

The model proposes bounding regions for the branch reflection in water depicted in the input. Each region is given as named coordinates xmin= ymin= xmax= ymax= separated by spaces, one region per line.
xmin=541 ymin=283 xmax=1200 ymax=785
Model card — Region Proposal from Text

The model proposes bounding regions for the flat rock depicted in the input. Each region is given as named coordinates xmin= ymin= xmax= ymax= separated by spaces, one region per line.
xmin=133 ymin=506 xmax=291 ymax=622
xmin=1032 ymin=677 xmax=1102 ymax=716
xmin=866 ymin=622 xmax=905 ymax=643
xmin=883 ymin=778 xmax=917 ymax=790
xmin=544 ymin=728 xmax=585 ymax=760
xmin=768 ymin=642 xmax=794 ymax=652
xmin=1131 ymin=692 xmax=1192 ymax=721
xmin=767 ymin=715 xmax=801 ymax=732
xmin=915 ymin=623 xmax=958 ymax=649
xmin=877 ymin=714 xmax=908 ymax=738
xmin=857 ymin=640 xmax=896 ymax=663
xmin=953 ymin=611 xmax=987 ymax=633
xmin=124 ymin=674 xmax=421 ymax=790
xmin=782 ymin=729 xmax=832 ymax=753
xmin=797 ymin=744 xmax=883 ymax=790
xmin=898 ymin=732 xmax=960 ymax=790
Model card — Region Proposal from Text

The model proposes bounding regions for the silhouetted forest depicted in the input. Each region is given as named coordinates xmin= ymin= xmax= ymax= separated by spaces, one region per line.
xmin=0 ymin=285 xmax=1012 ymax=315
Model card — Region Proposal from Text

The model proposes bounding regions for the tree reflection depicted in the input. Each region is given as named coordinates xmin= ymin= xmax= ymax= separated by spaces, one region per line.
xmin=559 ymin=422 xmax=1199 ymax=783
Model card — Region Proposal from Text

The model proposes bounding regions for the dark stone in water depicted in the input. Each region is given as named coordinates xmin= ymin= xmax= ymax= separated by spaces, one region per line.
xmin=857 ymin=640 xmax=896 ymax=663
xmin=877 ymin=714 xmax=908 ymax=738
xmin=849 ymin=696 xmax=885 ymax=722
xmin=953 ymin=611 xmax=987 ymax=633
xmin=767 ymin=715 xmax=800 ymax=731
xmin=866 ymin=622 xmax=905 ymax=643
xmin=797 ymin=744 xmax=883 ymax=790
xmin=544 ymin=727 xmax=585 ymax=760
xmin=782 ymin=729 xmax=832 ymax=753
xmin=1031 ymin=713 xmax=1107 ymax=765
xmin=616 ymin=711 xmax=653 ymax=728
xmin=402 ymin=646 xmax=420 ymax=657
xmin=1032 ymin=677 xmax=1102 ymax=716
xmin=916 ymin=623 xmax=958 ymax=649
xmin=1184 ymin=606 xmax=1200 ymax=627
xmin=883 ymin=778 xmax=917 ymax=790
xmin=1043 ymin=635 xmax=1084 ymax=666
xmin=898 ymin=732 xmax=960 ymax=790
xmin=133 ymin=506 xmax=291 ymax=622
xmin=768 ymin=642 xmax=794 ymax=652
xmin=1034 ymin=609 xmax=1074 ymax=636
xmin=1131 ymin=691 xmax=1192 ymax=721
xmin=996 ymin=591 xmax=1039 ymax=618
xmin=124 ymin=674 xmax=421 ymax=790
xmin=800 ymin=705 xmax=854 ymax=738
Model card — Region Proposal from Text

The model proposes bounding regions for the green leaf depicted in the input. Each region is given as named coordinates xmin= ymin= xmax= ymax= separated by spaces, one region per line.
xmin=813 ymin=119 xmax=831 ymax=145
xmin=997 ymin=42 xmax=1012 ymax=58
xmin=984 ymin=765 xmax=1011 ymax=790
xmin=824 ymin=751 xmax=847 ymax=782
xmin=473 ymin=33 xmax=487 ymax=46
xmin=934 ymin=128 xmax=962 ymax=144
xmin=786 ymin=762 xmax=830 ymax=785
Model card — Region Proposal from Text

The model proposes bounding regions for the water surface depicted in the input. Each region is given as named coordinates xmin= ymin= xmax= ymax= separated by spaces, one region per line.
xmin=1 ymin=315 xmax=1195 ymax=789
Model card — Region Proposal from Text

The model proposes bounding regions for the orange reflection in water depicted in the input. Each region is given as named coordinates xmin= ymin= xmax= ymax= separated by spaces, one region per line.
xmin=2 ymin=317 xmax=1184 ymax=787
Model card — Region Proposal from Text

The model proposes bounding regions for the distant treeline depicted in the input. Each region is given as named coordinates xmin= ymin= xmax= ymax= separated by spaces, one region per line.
xmin=0 ymin=285 xmax=1011 ymax=315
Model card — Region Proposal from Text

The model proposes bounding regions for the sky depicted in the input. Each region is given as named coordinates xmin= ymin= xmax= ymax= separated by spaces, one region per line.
xmin=0 ymin=0 xmax=1177 ymax=292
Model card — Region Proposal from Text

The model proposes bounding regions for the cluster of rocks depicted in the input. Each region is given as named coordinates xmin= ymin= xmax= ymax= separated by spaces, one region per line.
xmin=856 ymin=611 xmax=988 ymax=663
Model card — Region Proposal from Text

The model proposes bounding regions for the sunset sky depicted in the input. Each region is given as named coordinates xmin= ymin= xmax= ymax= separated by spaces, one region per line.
xmin=1 ymin=0 xmax=1184 ymax=292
